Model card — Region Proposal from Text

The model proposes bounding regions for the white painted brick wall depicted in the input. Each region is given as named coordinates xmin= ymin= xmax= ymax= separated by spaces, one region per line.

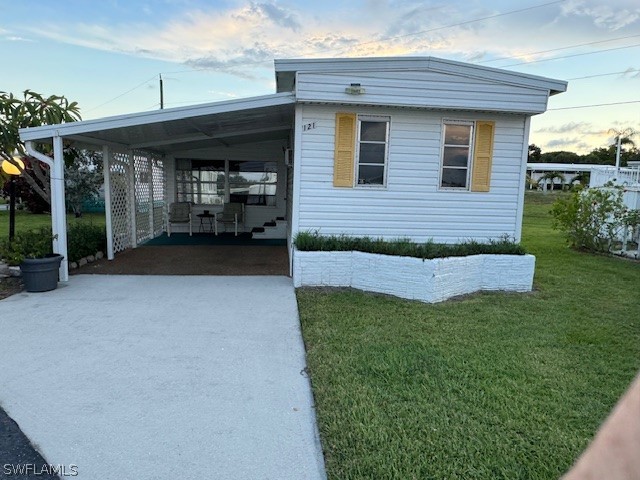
xmin=293 ymin=249 xmax=535 ymax=303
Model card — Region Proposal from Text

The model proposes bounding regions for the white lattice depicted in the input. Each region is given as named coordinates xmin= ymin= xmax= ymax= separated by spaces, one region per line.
xmin=109 ymin=149 xmax=165 ymax=253
xmin=131 ymin=150 xmax=165 ymax=242
xmin=133 ymin=151 xmax=153 ymax=244
xmin=151 ymin=157 xmax=165 ymax=236
xmin=109 ymin=151 xmax=132 ymax=253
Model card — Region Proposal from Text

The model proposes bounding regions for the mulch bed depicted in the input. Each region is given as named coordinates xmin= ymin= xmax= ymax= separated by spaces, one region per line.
xmin=0 ymin=276 xmax=22 ymax=301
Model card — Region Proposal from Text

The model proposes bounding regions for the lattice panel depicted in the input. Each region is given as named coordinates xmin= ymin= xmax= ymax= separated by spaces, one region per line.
xmin=133 ymin=151 xmax=152 ymax=244
xmin=151 ymin=156 xmax=166 ymax=236
xmin=109 ymin=151 xmax=132 ymax=253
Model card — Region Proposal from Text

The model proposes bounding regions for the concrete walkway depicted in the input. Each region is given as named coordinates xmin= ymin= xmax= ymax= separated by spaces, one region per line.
xmin=0 ymin=276 xmax=326 ymax=480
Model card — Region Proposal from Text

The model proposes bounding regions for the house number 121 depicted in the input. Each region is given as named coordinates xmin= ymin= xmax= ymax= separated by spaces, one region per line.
xmin=303 ymin=122 xmax=317 ymax=131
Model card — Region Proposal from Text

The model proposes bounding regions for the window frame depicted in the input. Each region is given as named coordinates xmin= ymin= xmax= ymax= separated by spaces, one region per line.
xmin=175 ymin=159 xmax=278 ymax=206
xmin=176 ymin=160 xmax=225 ymax=204
xmin=439 ymin=119 xmax=475 ymax=191
xmin=355 ymin=115 xmax=390 ymax=188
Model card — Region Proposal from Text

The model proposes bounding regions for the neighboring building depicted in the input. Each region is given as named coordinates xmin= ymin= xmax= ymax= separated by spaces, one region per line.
xmin=19 ymin=56 xmax=566 ymax=280
xmin=526 ymin=163 xmax=607 ymax=190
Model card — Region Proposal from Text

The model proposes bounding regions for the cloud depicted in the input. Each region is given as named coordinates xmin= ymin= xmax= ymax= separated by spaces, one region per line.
xmin=383 ymin=3 xmax=449 ymax=37
xmin=466 ymin=51 xmax=487 ymax=62
xmin=560 ymin=0 xmax=640 ymax=30
xmin=185 ymin=44 xmax=275 ymax=79
xmin=0 ymin=27 xmax=33 ymax=42
xmin=535 ymin=121 xmax=606 ymax=136
xmin=20 ymin=0 xmax=636 ymax=82
xmin=300 ymin=33 xmax=358 ymax=54
xmin=207 ymin=90 xmax=240 ymax=99
xmin=3 ymin=35 xmax=33 ymax=42
xmin=248 ymin=2 xmax=301 ymax=32
xmin=620 ymin=67 xmax=640 ymax=79
xmin=545 ymin=137 xmax=583 ymax=148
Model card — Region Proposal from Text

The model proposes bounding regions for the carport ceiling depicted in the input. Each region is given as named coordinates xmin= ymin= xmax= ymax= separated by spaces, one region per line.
xmin=84 ymin=103 xmax=294 ymax=154
xmin=19 ymin=93 xmax=296 ymax=155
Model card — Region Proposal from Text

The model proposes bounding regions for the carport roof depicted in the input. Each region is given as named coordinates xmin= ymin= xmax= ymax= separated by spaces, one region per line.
xmin=19 ymin=92 xmax=296 ymax=154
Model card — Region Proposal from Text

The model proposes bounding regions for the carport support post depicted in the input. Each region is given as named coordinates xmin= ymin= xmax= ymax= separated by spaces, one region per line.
xmin=102 ymin=145 xmax=115 ymax=260
xmin=52 ymin=135 xmax=69 ymax=282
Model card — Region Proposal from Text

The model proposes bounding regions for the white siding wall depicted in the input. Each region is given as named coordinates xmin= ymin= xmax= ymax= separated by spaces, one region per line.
xmin=296 ymin=104 xmax=527 ymax=243
xmin=172 ymin=140 xmax=288 ymax=229
xmin=296 ymin=71 xmax=549 ymax=114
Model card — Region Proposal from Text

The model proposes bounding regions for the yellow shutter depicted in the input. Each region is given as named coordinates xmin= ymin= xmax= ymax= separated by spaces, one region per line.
xmin=471 ymin=121 xmax=495 ymax=192
xmin=333 ymin=113 xmax=356 ymax=187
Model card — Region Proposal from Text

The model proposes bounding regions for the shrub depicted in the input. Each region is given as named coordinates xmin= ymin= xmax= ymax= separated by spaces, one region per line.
xmin=0 ymin=223 xmax=106 ymax=265
xmin=0 ymin=227 xmax=56 ymax=265
xmin=67 ymin=222 xmax=106 ymax=262
xmin=294 ymin=231 xmax=525 ymax=259
xmin=550 ymin=184 xmax=639 ymax=252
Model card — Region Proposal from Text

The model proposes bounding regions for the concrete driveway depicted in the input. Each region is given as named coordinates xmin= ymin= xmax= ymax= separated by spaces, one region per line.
xmin=0 ymin=275 xmax=326 ymax=479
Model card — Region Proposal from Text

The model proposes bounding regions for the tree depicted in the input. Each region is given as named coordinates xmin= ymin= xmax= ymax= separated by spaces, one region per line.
xmin=539 ymin=171 xmax=566 ymax=191
xmin=551 ymin=184 xmax=639 ymax=253
xmin=528 ymin=144 xmax=541 ymax=162
xmin=1 ymin=174 xmax=50 ymax=213
xmin=608 ymin=128 xmax=637 ymax=169
xmin=539 ymin=150 xmax=582 ymax=164
xmin=0 ymin=90 xmax=81 ymax=205
xmin=569 ymin=171 xmax=590 ymax=186
xmin=64 ymin=149 xmax=103 ymax=217
xmin=583 ymin=146 xmax=616 ymax=166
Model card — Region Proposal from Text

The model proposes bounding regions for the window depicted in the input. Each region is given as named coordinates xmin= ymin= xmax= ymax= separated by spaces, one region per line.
xmin=356 ymin=116 xmax=389 ymax=186
xmin=440 ymin=121 xmax=473 ymax=189
xmin=176 ymin=159 xmax=277 ymax=205
xmin=176 ymin=160 xmax=225 ymax=204
xmin=229 ymin=161 xmax=277 ymax=206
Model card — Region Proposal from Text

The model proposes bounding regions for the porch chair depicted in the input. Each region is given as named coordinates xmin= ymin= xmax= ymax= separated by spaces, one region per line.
xmin=215 ymin=202 xmax=245 ymax=236
xmin=167 ymin=202 xmax=192 ymax=237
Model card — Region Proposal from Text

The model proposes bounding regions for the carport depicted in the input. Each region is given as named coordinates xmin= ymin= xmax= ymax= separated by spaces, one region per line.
xmin=18 ymin=93 xmax=296 ymax=281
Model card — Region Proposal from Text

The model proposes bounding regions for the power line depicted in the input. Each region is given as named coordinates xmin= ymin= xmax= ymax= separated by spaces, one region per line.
xmin=567 ymin=69 xmax=640 ymax=81
xmin=499 ymin=43 xmax=640 ymax=67
xmin=333 ymin=0 xmax=568 ymax=54
xmin=547 ymin=100 xmax=640 ymax=111
xmin=477 ymin=34 xmax=640 ymax=64
xmin=84 ymin=74 xmax=158 ymax=113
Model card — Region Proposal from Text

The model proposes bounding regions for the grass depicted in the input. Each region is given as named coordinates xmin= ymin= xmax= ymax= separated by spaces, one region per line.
xmin=297 ymin=191 xmax=640 ymax=480
xmin=0 ymin=210 xmax=105 ymax=238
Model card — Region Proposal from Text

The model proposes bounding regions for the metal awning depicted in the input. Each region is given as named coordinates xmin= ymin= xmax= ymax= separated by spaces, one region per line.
xmin=19 ymin=92 xmax=296 ymax=154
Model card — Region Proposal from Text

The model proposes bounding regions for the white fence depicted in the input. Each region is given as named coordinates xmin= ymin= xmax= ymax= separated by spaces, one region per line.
xmin=590 ymin=167 xmax=640 ymax=188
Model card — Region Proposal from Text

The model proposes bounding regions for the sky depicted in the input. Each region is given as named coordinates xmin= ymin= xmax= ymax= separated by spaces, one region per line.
xmin=1 ymin=0 xmax=639 ymax=155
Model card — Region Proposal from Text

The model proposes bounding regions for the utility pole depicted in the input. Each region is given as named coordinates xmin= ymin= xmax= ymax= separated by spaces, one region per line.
xmin=159 ymin=74 xmax=164 ymax=110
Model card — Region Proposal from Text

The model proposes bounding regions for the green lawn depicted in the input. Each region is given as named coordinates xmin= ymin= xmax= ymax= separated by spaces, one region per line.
xmin=297 ymin=191 xmax=640 ymax=480
xmin=0 ymin=210 xmax=105 ymax=237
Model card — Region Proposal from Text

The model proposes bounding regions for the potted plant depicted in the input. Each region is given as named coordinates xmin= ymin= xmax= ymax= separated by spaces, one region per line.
xmin=0 ymin=227 xmax=63 ymax=292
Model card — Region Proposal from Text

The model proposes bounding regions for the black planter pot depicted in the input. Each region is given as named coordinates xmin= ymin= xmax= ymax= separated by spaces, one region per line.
xmin=20 ymin=254 xmax=64 ymax=292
